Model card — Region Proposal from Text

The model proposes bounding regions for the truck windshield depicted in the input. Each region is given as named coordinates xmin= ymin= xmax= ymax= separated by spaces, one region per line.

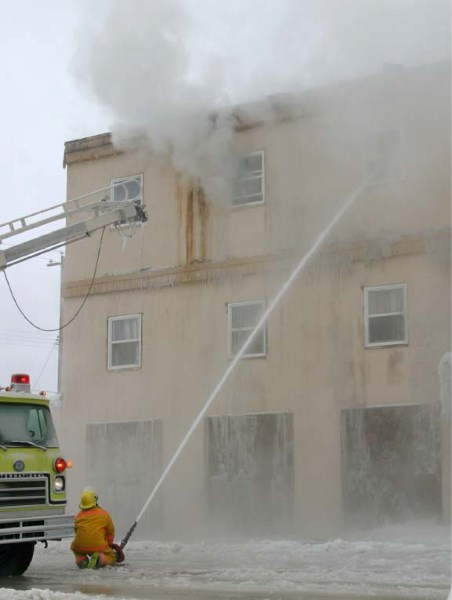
xmin=0 ymin=403 xmax=58 ymax=448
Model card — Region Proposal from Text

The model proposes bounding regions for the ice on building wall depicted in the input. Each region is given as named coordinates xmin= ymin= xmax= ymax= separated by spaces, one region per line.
xmin=206 ymin=412 xmax=293 ymax=536
xmin=341 ymin=404 xmax=441 ymax=526
xmin=86 ymin=419 xmax=163 ymax=539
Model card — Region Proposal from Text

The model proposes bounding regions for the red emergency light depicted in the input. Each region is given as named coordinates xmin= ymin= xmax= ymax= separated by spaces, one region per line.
xmin=11 ymin=374 xmax=30 ymax=385
xmin=53 ymin=458 xmax=67 ymax=473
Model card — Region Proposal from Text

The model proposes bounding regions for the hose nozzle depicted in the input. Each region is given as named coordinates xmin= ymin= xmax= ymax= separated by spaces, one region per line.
xmin=120 ymin=520 xmax=138 ymax=550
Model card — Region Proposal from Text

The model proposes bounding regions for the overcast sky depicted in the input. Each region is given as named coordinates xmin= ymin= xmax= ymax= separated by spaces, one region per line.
xmin=0 ymin=2 xmax=109 ymax=392
xmin=0 ymin=0 xmax=449 ymax=394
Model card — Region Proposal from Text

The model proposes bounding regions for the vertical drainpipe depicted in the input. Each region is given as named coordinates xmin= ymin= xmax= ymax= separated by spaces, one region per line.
xmin=198 ymin=185 xmax=209 ymax=262
xmin=176 ymin=175 xmax=183 ymax=265
xmin=186 ymin=187 xmax=194 ymax=265
xmin=439 ymin=352 xmax=451 ymax=523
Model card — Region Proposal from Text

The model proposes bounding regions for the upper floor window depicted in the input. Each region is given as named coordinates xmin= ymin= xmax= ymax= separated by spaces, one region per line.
xmin=232 ymin=151 xmax=265 ymax=207
xmin=108 ymin=314 xmax=142 ymax=370
xmin=363 ymin=130 xmax=402 ymax=185
xmin=228 ymin=300 xmax=266 ymax=358
xmin=111 ymin=174 xmax=143 ymax=205
xmin=364 ymin=284 xmax=407 ymax=347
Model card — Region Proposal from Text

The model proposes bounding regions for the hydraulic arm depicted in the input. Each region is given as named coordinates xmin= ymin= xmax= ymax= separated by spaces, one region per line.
xmin=0 ymin=198 xmax=147 ymax=270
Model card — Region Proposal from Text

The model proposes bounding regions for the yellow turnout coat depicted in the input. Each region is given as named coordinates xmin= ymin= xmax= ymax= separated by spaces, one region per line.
xmin=71 ymin=506 xmax=115 ymax=554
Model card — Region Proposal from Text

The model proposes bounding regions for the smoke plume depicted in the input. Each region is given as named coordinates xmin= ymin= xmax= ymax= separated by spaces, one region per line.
xmin=73 ymin=0 xmax=450 ymax=195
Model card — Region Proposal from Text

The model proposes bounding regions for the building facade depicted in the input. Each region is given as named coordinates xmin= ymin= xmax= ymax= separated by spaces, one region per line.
xmin=58 ymin=62 xmax=451 ymax=540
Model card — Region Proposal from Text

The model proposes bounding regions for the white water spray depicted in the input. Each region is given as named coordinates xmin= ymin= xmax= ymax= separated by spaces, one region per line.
xmin=121 ymin=181 xmax=367 ymax=547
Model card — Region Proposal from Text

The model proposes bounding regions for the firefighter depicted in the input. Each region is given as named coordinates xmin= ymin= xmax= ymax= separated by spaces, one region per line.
xmin=71 ymin=488 xmax=117 ymax=569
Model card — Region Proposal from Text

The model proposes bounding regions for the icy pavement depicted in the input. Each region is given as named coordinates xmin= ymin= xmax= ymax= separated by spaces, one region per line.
xmin=1 ymin=520 xmax=450 ymax=600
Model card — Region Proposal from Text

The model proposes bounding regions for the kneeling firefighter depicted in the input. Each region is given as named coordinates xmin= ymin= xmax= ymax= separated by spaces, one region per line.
xmin=71 ymin=488 xmax=124 ymax=569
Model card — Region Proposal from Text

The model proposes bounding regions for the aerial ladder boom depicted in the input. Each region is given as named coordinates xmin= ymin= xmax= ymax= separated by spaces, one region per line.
xmin=0 ymin=198 xmax=147 ymax=270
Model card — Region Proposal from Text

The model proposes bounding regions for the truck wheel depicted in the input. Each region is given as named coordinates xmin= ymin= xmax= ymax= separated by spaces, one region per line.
xmin=0 ymin=542 xmax=35 ymax=576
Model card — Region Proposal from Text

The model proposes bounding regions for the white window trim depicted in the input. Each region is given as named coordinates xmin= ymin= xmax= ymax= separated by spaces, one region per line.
xmin=232 ymin=150 xmax=266 ymax=208
xmin=110 ymin=174 xmax=144 ymax=228
xmin=110 ymin=174 xmax=143 ymax=204
xmin=364 ymin=283 xmax=408 ymax=348
xmin=228 ymin=299 xmax=267 ymax=359
xmin=107 ymin=313 xmax=142 ymax=370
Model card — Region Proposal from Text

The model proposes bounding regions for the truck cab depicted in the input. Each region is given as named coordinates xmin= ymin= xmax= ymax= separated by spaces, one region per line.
xmin=0 ymin=374 xmax=74 ymax=575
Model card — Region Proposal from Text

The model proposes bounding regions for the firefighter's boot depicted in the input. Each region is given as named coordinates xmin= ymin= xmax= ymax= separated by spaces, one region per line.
xmin=87 ymin=552 xmax=100 ymax=569
xmin=75 ymin=554 xmax=89 ymax=569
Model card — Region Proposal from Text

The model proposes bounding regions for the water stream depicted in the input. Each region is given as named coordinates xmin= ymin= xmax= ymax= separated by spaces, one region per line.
xmin=121 ymin=182 xmax=367 ymax=546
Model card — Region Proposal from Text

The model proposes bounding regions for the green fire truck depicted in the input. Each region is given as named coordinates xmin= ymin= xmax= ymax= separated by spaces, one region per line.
xmin=0 ymin=374 xmax=73 ymax=575
xmin=0 ymin=192 xmax=147 ymax=575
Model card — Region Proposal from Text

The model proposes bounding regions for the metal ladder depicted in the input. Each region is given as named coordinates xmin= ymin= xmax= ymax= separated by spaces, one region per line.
xmin=0 ymin=198 xmax=147 ymax=269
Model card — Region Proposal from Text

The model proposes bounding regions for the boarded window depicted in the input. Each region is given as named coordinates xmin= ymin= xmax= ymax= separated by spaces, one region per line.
xmin=364 ymin=284 xmax=407 ymax=347
xmin=206 ymin=412 xmax=293 ymax=535
xmin=86 ymin=420 xmax=163 ymax=538
xmin=108 ymin=314 xmax=142 ymax=369
xmin=341 ymin=404 xmax=441 ymax=526
xmin=228 ymin=300 xmax=266 ymax=358
xmin=233 ymin=151 xmax=265 ymax=206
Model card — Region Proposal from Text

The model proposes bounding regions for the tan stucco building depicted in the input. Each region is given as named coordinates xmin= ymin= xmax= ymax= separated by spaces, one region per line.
xmin=58 ymin=62 xmax=451 ymax=540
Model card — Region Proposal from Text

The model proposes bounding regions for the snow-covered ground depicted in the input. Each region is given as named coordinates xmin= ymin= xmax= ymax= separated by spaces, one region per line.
xmin=1 ymin=520 xmax=450 ymax=600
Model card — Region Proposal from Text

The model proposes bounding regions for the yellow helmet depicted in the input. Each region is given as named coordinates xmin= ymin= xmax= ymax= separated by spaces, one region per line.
xmin=79 ymin=488 xmax=98 ymax=510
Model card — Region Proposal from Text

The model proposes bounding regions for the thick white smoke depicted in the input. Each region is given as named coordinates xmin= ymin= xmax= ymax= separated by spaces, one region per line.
xmin=74 ymin=0 xmax=236 ymax=197
xmin=73 ymin=0 xmax=450 ymax=194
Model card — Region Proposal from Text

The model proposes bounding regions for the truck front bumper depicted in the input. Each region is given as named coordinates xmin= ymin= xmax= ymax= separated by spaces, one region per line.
xmin=0 ymin=514 xmax=74 ymax=545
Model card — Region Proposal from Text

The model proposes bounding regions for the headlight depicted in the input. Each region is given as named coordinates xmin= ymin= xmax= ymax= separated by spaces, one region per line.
xmin=54 ymin=476 xmax=65 ymax=492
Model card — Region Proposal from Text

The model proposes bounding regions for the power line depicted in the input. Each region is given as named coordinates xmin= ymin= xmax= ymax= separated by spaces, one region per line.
xmin=0 ymin=330 xmax=58 ymax=340
xmin=0 ymin=329 xmax=58 ymax=337
xmin=1 ymin=227 xmax=105 ymax=332
xmin=0 ymin=343 xmax=57 ymax=351
xmin=0 ymin=334 xmax=58 ymax=348
xmin=0 ymin=340 xmax=57 ymax=349
xmin=34 ymin=339 xmax=58 ymax=389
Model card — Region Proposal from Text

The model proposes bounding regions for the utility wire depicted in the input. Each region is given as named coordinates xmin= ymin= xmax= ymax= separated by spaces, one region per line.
xmin=34 ymin=339 xmax=58 ymax=389
xmin=0 ymin=340 xmax=58 ymax=349
xmin=0 ymin=331 xmax=58 ymax=343
xmin=0 ymin=332 xmax=58 ymax=347
xmin=1 ymin=227 xmax=105 ymax=333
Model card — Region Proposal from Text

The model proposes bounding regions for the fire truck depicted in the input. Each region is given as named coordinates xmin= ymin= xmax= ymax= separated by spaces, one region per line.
xmin=0 ymin=194 xmax=147 ymax=575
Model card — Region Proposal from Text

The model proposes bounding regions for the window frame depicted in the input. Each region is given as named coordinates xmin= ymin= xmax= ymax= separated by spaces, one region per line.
xmin=232 ymin=150 xmax=266 ymax=208
xmin=228 ymin=299 xmax=267 ymax=359
xmin=107 ymin=313 xmax=142 ymax=371
xmin=364 ymin=283 xmax=408 ymax=348
xmin=362 ymin=129 xmax=403 ymax=187
xmin=110 ymin=174 xmax=144 ymax=227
